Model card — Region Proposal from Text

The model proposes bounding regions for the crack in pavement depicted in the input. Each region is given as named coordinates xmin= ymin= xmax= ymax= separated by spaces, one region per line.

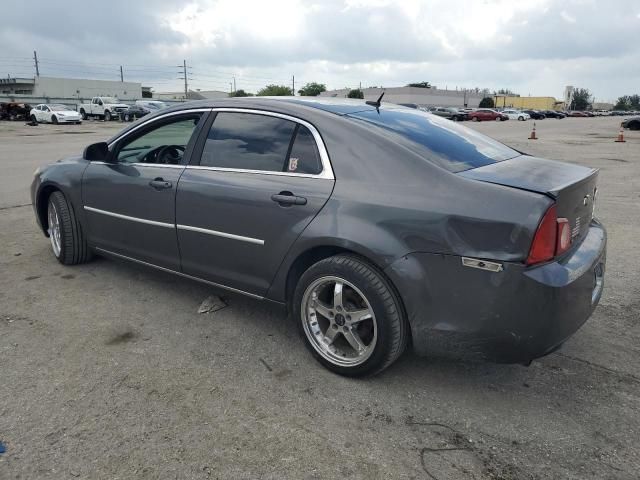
xmin=0 ymin=203 xmax=32 ymax=211
xmin=553 ymin=352 xmax=640 ymax=385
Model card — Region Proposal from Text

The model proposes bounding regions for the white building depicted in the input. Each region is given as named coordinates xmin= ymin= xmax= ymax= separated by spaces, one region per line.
xmin=0 ymin=76 xmax=142 ymax=101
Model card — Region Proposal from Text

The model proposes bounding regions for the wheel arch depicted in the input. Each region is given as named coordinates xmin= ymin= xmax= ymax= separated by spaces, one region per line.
xmin=36 ymin=184 xmax=62 ymax=235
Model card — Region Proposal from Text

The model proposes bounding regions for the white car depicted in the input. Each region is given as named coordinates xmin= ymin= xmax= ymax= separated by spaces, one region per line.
xmin=502 ymin=109 xmax=530 ymax=121
xmin=30 ymin=104 xmax=82 ymax=124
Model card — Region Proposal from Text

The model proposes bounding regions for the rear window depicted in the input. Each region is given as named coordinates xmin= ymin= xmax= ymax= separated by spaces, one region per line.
xmin=347 ymin=108 xmax=519 ymax=172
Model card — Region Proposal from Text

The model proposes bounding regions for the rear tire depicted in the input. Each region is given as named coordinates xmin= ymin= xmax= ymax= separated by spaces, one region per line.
xmin=46 ymin=191 xmax=92 ymax=265
xmin=472 ymin=116 xmax=479 ymax=122
xmin=293 ymin=254 xmax=408 ymax=377
xmin=30 ymin=114 xmax=37 ymax=124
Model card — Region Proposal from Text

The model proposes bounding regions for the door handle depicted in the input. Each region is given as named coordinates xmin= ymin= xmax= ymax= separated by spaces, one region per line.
xmin=149 ymin=178 xmax=172 ymax=190
xmin=271 ymin=192 xmax=307 ymax=206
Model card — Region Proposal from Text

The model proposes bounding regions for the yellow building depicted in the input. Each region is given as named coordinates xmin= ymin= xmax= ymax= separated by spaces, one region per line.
xmin=493 ymin=95 xmax=563 ymax=110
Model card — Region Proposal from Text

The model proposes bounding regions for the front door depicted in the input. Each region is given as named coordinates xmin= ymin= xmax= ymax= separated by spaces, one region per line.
xmin=176 ymin=110 xmax=334 ymax=296
xmin=82 ymin=111 xmax=208 ymax=270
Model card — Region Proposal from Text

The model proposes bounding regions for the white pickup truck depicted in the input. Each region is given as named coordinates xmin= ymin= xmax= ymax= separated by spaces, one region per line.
xmin=78 ymin=96 xmax=129 ymax=121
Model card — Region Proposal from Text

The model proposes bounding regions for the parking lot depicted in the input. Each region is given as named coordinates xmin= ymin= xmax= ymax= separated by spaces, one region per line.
xmin=1 ymin=116 xmax=639 ymax=479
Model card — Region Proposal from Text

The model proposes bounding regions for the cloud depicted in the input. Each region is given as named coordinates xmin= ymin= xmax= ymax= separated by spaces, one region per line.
xmin=0 ymin=0 xmax=638 ymax=101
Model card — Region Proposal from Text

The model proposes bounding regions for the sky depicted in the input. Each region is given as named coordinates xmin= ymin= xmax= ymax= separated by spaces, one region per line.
xmin=1 ymin=0 xmax=638 ymax=102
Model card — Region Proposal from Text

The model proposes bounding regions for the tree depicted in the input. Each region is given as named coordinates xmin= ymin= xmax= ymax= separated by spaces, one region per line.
xmin=256 ymin=84 xmax=293 ymax=96
xmin=229 ymin=89 xmax=252 ymax=97
xmin=298 ymin=82 xmax=326 ymax=96
xmin=496 ymin=88 xmax=516 ymax=95
xmin=407 ymin=81 xmax=431 ymax=88
xmin=478 ymin=97 xmax=494 ymax=108
xmin=347 ymin=89 xmax=364 ymax=99
xmin=614 ymin=94 xmax=640 ymax=111
xmin=569 ymin=88 xmax=592 ymax=110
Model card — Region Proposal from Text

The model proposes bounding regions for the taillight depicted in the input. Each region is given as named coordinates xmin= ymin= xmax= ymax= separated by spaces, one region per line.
xmin=526 ymin=205 xmax=571 ymax=265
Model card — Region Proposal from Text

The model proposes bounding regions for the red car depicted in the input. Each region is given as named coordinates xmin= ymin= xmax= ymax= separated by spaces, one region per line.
xmin=468 ymin=109 xmax=508 ymax=122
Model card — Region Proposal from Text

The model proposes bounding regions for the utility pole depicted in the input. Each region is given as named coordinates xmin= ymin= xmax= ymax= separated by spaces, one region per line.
xmin=33 ymin=50 xmax=40 ymax=77
xmin=120 ymin=65 xmax=124 ymax=82
xmin=292 ymin=75 xmax=295 ymax=96
xmin=233 ymin=76 xmax=236 ymax=93
xmin=177 ymin=60 xmax=191 ymax=100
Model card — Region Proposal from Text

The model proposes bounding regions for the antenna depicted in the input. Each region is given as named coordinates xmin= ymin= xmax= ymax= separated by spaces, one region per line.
xmin=365 ymin=91 xmax=385 ymax=109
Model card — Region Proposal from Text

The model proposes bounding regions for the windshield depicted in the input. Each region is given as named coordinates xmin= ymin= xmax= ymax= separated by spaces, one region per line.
xmin=49 ymin=104 xmax=72 ymax=110
xmin=347 ymin=107 xmax=520 ymax=172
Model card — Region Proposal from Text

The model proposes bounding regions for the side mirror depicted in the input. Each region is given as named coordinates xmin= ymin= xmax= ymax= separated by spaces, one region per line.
xmin=83 ymin=142 xmax=110 ymax=162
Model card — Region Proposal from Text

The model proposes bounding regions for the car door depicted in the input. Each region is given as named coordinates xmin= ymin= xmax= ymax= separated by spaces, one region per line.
xmin=36 ymin=105 xmax=47 ymax=122
xmin=82 ymin=109 xmax=209 ymax=270
xmin=175 ymin=109 xmax=335 ymax=297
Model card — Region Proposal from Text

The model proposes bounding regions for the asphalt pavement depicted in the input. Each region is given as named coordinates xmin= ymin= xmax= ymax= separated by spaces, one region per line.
xmin=1 ymin=116 xmax=639 ymax=479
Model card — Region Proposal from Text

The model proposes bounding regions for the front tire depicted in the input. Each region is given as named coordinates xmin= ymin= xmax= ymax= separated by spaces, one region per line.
xmin=52 ymin=115 xmax=59 ymax=125
xmin=80 ymin=109 xmax=87 ymax=120
xmin=124 ymin=113 xmax=130 ymax=122
xmin=47 ymin=191 xmax=92 ymax=265
xmin=472 ymin=116 xmax=479 ymax=122
xmin=104 ymin=110 xmax=112 ymax=121
xmin=293 ymin=254 xmax=408 ymax=377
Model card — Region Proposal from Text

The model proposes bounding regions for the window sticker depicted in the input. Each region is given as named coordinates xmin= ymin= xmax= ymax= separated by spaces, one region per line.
xmin=288 ymin=157 xmax=299 ymax=171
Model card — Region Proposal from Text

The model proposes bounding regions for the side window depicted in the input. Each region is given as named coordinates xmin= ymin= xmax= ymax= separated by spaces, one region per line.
xmin=115 ymin=114 xmax=202 ymax=165
xmin=287 ymin=125 xmax=322 ymax=175
xmin=200 ymin=112 xmax=296 ymax=172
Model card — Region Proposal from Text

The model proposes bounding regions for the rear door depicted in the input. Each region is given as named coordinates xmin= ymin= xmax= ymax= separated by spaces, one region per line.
xmin=176 ymin=109 xmax=334 ymax=297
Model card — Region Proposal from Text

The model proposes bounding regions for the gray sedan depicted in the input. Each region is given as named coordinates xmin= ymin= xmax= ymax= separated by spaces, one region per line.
xmin=31 ymin=98 xmax=606 ymax=376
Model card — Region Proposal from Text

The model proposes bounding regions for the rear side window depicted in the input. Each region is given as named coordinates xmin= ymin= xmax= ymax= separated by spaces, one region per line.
xmin=347 ymin=108 xmax=519 ymax=172
xmin=200 ymin=112 xmax=296 ymax=172
xmin=287 ymin=126 xmax=322 ymax=175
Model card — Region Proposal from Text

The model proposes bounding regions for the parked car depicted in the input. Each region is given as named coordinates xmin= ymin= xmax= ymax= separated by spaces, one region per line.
xmin=31 ymin=98 xmax=606 ymax=376
xmin=121 ymin=100 xmax=170 ymax=121
xmin=120 ymin=105 xmax=149 ymax=122
xmin=468 ymin=109 xmax=508 ymax=121
xmin=30 ymin=104 xmax=82 ymax=124
xmin=0 ymin=102 xmax=32 ymax=121
xmin=622 ymin=116 xmax=640 ymax=130
xmin=542 ymin=110 xmax=566 ymax=119
xmin=569 ymin=111 xmax=588 ymax=117
xmin=429 ymin=107 xmax=467 ymax=121
xmin=78 ymin=96 xmax=129 ymax=121
xmin=502 ymin=109 xmax=530 ymax=121
xmin=523 ymin=110 xmax=546 ymax=120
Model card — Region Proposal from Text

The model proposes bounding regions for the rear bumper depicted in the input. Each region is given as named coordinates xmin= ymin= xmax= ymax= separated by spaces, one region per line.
xmin=385 ymin=220 xmax=606 ymax=364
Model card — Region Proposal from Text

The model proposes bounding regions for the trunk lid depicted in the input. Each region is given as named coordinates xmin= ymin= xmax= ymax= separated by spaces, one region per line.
xmin=459 ymin=155 xmax=598 ymax=244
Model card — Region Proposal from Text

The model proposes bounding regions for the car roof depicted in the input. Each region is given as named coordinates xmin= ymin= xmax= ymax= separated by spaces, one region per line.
xmin=159 ymin=96 xmax=405 ymax=117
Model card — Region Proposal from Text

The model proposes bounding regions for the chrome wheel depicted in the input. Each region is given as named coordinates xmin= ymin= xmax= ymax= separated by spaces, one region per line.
xmin=47 ymin=200 xmax=61 ymax=257
xmin=301 ymin=276 xmax=377 ymax=367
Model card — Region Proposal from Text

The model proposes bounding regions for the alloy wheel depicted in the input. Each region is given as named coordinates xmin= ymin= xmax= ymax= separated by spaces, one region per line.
xmin=301 ymin=276 xmax=377 ymax=367
xmin=47 ymin=200 xmax=62 ymax=257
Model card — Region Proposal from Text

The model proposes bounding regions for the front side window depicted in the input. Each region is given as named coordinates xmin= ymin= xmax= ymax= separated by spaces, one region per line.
xmin=116 ymin=114 xmax=202 ymax=165
xmin=200 ymin=112 xmax=296 ymax=172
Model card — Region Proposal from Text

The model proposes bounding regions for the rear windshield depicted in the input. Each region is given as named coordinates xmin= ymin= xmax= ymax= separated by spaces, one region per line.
xmin=347 ymin=108 xmax=519 ymax=172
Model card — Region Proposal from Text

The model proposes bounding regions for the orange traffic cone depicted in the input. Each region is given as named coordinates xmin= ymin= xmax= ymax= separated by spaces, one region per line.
xmin=615 ymin=124 xmax=625 ymax=142
xmin=528 ymin=122 xmax=537 ymax=140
